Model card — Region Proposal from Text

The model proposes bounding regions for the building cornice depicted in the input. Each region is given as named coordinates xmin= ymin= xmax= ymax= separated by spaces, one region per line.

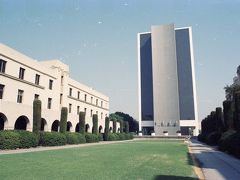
xmin=0 ymin=72 xmax=45 ymax=89
xmin=67 ymin=95 xmax=109 ymax=111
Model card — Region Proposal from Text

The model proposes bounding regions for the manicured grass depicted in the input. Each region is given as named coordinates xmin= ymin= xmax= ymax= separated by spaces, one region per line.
xmin=0 ymin=140 xmax=197 ymax=180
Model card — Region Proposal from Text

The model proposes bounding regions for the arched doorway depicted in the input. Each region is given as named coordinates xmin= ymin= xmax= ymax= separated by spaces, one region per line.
xmin=14 ymin=115 xmax=29 ymax=130
xmin=0 ymin=113 xmax=7 ymax=130
xmin=51 ymin=120 xmax=59 ymax=132
xmin=85 ymin=124 xmax=89 ymax=133
xmin=109 ymin=127 xmax=112 ymax=132
xmin=40 ymin=118 xmax=47 ymax=131
xmin=67 ymin=121 xmax=72 ymax=132
xmin=99 ymin=125 xmax=103 ymax=133
xmin=75 ymin=123 xmax=79 ymax=132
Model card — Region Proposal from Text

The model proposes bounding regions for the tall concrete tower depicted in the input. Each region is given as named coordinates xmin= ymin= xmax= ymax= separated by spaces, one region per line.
xmin=138 ymin=24 xmax=198 ymax=136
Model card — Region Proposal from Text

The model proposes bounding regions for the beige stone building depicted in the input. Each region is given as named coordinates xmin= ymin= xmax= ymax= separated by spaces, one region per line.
xmin=0 ymin=43 xmax=112 ymax=133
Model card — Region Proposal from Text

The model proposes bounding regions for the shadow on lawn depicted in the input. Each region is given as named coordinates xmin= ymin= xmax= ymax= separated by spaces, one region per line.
xmin=153 ymin=175 xmax=198 ymax=180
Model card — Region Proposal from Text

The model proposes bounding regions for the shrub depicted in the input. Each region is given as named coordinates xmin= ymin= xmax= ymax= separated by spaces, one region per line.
xmin=59 ymin=107 xmax=68 ymax=133
xmin=124 ymin=121 xmax=129 ymax=133
xmin=118 ymin=133 xmax=125 ymax=140
xmin=227 ymin=132 xmax=240 ymax=158
xmin=66 ymin=132 xmax=86 ymax=144
xmin=92 ymin=114 xmax=98 ymax=134
xmin=108 ymin=133 xmax=117 ymax=141
xmin=0 ymin=130 xmax=38 ymax=149
xmin=85 ymin=133 xmax=99 ymax=143
xmin=218 ymin=130 xmax=237 ymax=152
xmin=39 ymin=132 xmax=67 ymax=146
xmin=17 ymin=130 xmax=38 ymax=148
xmin=197 ymin=133 xmax=207 ymax=142
xmin=79 ymin=112 xmax=85 ymax=134
xmin=98 ymin=133 xmax=103 ymax=141
xmin=33 ymin=99 xmax=41 ymax=133
xmin=223 ymin=100 xmax=234 ymax=130
xmin=0 ymin=130 xmax=21 ymax=149
xmin=112 ymin=119 xmax=117 ymax=133
xmin=104 ymin=117 xmax=110 ymax=141
xmin=206 ymin=131 xmax=222 ymax=145
xmin=119 ymin=120 xmax=123 ymax=133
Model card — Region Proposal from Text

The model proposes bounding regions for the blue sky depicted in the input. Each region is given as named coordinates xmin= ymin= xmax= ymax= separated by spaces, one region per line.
xmin=1 ymin=0 xmax=240 ymax=122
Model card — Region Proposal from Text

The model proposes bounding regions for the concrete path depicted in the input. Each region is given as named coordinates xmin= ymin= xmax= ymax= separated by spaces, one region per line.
xmin=189 ymin=138 xmax=240 ymax=180
xmin=0 ymin=140 xmax=133 ymax=155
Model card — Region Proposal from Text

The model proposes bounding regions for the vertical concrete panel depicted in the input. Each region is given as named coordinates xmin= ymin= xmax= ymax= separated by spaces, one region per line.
xmin=151 ymin=24 xmax=180 ymax=135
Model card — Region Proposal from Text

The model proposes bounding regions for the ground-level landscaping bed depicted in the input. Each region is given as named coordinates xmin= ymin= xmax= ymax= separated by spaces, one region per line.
xmin=0 ymin=140 xmax=197 ymax=180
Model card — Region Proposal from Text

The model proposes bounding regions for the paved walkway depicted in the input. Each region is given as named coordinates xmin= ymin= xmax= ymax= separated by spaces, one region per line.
xmin=0 ymin=140 xmax=133 ymax=155
xmin=189 ymin=138 xmax=240 ymax=180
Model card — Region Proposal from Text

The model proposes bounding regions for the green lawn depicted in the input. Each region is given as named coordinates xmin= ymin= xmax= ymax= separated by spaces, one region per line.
xmin=0 ymin=140 xmax=197 ymax=180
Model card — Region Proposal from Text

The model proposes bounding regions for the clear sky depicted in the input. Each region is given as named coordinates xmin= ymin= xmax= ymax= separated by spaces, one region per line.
xmin=1 ymin=0 xmax=240 ymax=122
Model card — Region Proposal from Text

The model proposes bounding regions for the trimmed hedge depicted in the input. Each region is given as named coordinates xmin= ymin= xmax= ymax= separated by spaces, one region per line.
xmin=107 ymin=133 xmax=133 ymax=141
xmin=98 ymin=133 xmax=103 ymax=141
xmin=0 ymin=130 xmax=38 ymax=150
xmin=226 ymin=132 xmax=240 ymax=158
xmin=32 ymin=99 xmax=41 ymax=133
xmin=206 ymin=131 xmax=221 ymax=145
xmin=39 ymin=132 xmax=67 ymax=146
xmin=92 ymin=114 xmax=98 ymax=134
xmin=17 ymin=130 xmax=39 ymax=148
xmin=197 ymin=133 xmax=207 ymax=142
xmin=66 ymin=132 xmax=86 ymax=144
xmin=104 ymin=117 xmax=110 ymax=141
xmin=0 ymin=130 xmax=20 ymax=149
xmin=85 ymin=133 xmax=99 ymax=143
xmin=218 ymin=130 xmax=237 ymax=152
xmin=60 ymin=107 xmax=68 ymax=133
xmin=79 ymin=112 xmax=85 ymax=134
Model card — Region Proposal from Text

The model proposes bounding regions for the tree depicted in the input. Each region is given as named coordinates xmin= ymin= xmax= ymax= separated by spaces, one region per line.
xmin=79 ymin=112 xmax=85 ymax=134
xmin=115 ymin=112 xmax=139 ymax=132
xmin=119 ymin=120 xmax=123 ymax=133
xmin=124 ymin=121 xmax=129 ymax=133
xmin=223 ymin=100 xmax=234 ymax=130
xmin=234 ymin=92 xmax=240 ymax=131
xmin=59 ymin=107 xmax=68 ymax=133
xmin=33 ymin=99 xmax=41 ymax=133
xmin=112 ymin=118 xmax=117 ymax=133
xmin=92 ymin=114 xmax=98 ymax=134
xmin=104 ymin=117 xmax=110 ymax=141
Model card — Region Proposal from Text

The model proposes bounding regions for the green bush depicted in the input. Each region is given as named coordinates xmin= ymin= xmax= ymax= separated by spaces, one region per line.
xmin=108 ymin=133 xmax=120 ymax=141
xmin=0 ymin=130 xmax=38 ymax=150
xmin=118 ymin=133 xmax=125 ymax=140
xmin=33 ymin=99 xmax=41 ymax=133
xmin=227 ymin=132 xmax=240 ymax=158
xmin=112 ymin=119 xmax=117 ymax=133
xmin=92 ymin=114 xmax=98 ymax=134
xmin=206 ymin=131 xmax=221 ymax=145
xmin=197 ymin=133 xmax=207 ymax=142
xmin=0 ymin=130 xmax=21 ymax=149
xmin=39 ymin=132 xmax=67 ymax=146
xmin=218 ymin=130 xmax=236 ymax=151
xmin=60 ymin=107 xmax=68 ymax=133
xmin=104 ymin=117 xmax=110 ymax=141
xmin=124 ymin=121 xmax=129 ymax=133
xmin=17 ymin=130 xmax=38 ymax=148
xmin=66 ymin=132 xmax=86 ymax=144
xmin=98 ymin=133 xmax=103 ymax=141
xmin=85 ymin=133 xmax=99 ymax=143
xmin=79 ymin=112 xmax=85 ymax=134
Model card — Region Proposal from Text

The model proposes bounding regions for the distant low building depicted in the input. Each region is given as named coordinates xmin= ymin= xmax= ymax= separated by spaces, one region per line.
xmin=0 ymin=43 xmax=110 ymax=132
xmin=137 ymin=24 xmax=199 ymax=136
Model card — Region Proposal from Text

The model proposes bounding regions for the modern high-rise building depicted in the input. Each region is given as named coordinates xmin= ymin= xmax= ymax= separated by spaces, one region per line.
xmin=138 ymin=24 xmax=199 ymax=136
